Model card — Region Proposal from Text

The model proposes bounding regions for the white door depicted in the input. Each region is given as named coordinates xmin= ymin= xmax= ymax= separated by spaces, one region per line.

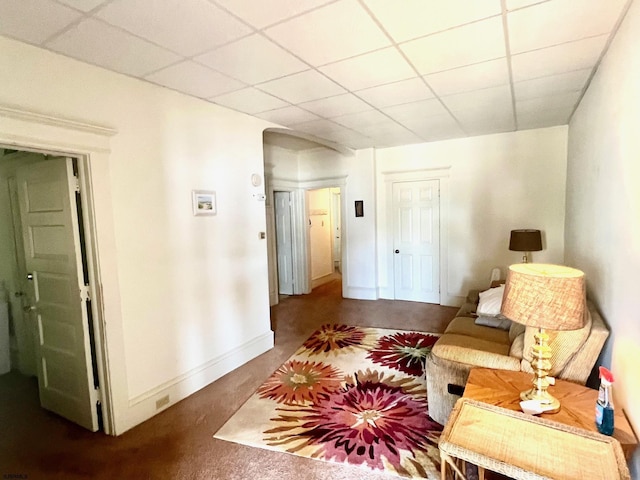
xmin=392 ymin=180 xmax=440 ymax=303
xmin=17 ymin=157 xmax=99 ymax=431
xmin=274 ymin=191 xmax=294 ymax=295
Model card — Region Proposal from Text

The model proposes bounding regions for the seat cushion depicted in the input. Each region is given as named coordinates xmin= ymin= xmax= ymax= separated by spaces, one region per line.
xmin=432 ymin=333 xmax=521 ymax=371
xmin=445 ymin=317 xmax=511 ymax=345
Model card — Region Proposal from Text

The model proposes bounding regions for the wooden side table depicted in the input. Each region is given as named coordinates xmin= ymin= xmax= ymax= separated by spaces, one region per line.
xmin=439 ymin=398 xmax=631 ymax=480
xmin=463 ymin=368 xmax=638 ymax=460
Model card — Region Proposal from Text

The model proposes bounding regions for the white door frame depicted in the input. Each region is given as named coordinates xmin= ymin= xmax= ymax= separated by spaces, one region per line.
xmin=382 ymin=168 xmax=451 ymax=305
xmin=0 ymin=105 xmax=118 ymax=434
xmin=269 ymin=176 xmax=347 ymax=296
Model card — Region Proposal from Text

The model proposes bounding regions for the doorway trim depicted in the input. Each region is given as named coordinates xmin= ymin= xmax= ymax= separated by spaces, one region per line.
xmin=381 ymin=168 xmax=452 ymax=305
xmin=269 ymin=176 xmax=347 ymax=297
xmin=0 ymin=105 xmax=120 ymax=434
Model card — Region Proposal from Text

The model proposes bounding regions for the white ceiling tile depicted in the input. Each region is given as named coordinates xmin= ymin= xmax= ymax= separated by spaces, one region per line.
xmin=214 ymin=0 xmax=334 ymax=29
xmin=56 ymin=0 xmax=108 ymax=12
xmin=354 ymin=121 xmax=412 ymax=138
xmin=401 ymin=16 xmax=506 ymax=75
xmin=516 ymin=91 xmax=581 ymax=116
xmin=505 ymin=0 xmax=548 ymax=11
xmin=264 ymin=0 xmax=390 ymax=66
xmin=511 ymin=35 xmax=607 ymax=82
xmin=425 ymin=58 xmax=510 ymax=97
xmin=440 ymin=85 xmax=513 ymax=113
xmin=96 ymin=0 xmax=253 ymax=56
xmin=195 ymin=35 xmax=308 ymax=84
xmin=257 ymin=70 xmax=346 ymax=104
xmin=508 ymin=0 xmax=626 ymax=54
xmin=47 ymin=18 xmax=181 ymax=77
xmin=382 ymin=98 xmax=450 ymax=122
xmin=517 ymin=107 xmax=572 ymax=130
xmin=364 ymin=0 xmax=501 ymax=43
xmin=211 ymin=87 xmax=289 ymax=114
xmin=356 ymin=78 xmax=434 ymax=108
xmin=146 ymin=61 xmax=245 ymax=99
xmin=332 ymin=110 xmax=391 ymax=130
xmin=453 ymin=104 xmax=515 ymax=134
xmin=371 ymin=131 xmax=423 ymax=148
xmin=299 ymin=94 xmax=373 ymax=118
xmin=397 ymin=113 xmax=465 ymax=140
xmin=290 ymin=119 xmax=353 ymax=137
xmin=256 ymin=106 xmax=321 ymax=125
xmin=514 ymin=69 xmax=591 ymax=101
xmin=0 ymin=0 xmax=82 ymax=45
xmin=319 ymin=129 xmax=374 ymax=149
xmin=319 ymin=48 xmax=416 ymax=91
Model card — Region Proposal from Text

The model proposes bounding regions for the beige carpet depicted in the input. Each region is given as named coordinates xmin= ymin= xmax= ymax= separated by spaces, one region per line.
xmin=215 ymin=324 xmax=443 ymax=479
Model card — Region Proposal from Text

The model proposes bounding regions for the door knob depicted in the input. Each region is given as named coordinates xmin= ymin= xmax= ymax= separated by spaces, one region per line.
xmin=23 ymin=305 xmax=36 ymax=312
xmin=395 ymin=249 xmax=400 ymax=254
xmin=26 ymin=273 xmax=33 ymax=280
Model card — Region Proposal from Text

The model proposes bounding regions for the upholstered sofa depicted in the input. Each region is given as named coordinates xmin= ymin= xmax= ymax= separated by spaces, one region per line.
xmin=425 ymin=287 xmax=610 ymax=425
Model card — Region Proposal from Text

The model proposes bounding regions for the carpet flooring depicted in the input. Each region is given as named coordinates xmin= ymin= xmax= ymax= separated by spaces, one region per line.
xmin=0 ymin=277 xmax=459 ymax=480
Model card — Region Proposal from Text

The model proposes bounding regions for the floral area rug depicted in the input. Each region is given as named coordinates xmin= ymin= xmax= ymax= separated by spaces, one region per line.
xmin=214 ymin=324 xmax=443 ymax=478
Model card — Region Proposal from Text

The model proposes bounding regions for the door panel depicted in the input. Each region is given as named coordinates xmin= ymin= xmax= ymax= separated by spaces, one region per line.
xmin=274 ymin=191 xmax=294 ymax=295
xmin=17 ymin=157 xmax=98 ymax=431
xmin=393 ymin=180 xmax=440 ymax=303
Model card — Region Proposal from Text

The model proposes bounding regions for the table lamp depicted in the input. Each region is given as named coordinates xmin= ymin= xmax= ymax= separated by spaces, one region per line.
xmin=509 ymin=229 xmax=542 ymax=263
xmin=500 ymin=263 xmax=586 ymax=413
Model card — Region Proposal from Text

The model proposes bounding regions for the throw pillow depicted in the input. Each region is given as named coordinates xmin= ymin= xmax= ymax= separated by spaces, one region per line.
xmin=475 ymin=315 xmax=512 ymax=330
xmin=476 ymin=284 xmax=505 ymax=316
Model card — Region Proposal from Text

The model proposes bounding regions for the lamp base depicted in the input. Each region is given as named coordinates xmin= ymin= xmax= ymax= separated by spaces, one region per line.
xmin=520 ymin=388 xmax=560 ymax=414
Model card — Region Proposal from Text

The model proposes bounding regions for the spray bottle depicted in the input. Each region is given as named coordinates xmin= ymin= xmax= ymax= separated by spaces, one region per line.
xmin=595 ymin=366 xmax=615 ymax=435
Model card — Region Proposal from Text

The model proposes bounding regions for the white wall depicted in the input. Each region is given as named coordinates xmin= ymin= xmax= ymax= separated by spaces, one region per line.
xmin=0 ymin=37 xmax=274 ymax=434
xmin=375 ymin=127 xmax=569 ymax=305
xmin=566 ymin=1 xmax=640 ymax=475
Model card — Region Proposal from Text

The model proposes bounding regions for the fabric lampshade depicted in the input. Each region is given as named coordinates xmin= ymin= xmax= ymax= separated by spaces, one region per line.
xmin=501 ymin=263 xmax=586 ymax=331
xmin=509 ymin=229 xmax=542 ymax=252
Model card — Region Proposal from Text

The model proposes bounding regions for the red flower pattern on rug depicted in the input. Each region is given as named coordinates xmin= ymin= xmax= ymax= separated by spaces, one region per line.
xmin=299 ymin=324 xmax=369 ymax=356
xmin=257 ymin=359 xmax=343 ymax=405
xmin=368 ymin=331 xmax=440 ymax=377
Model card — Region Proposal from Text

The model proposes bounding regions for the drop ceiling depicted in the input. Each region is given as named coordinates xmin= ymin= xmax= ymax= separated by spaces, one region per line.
xmin=0 ymin=0 xmax=631 ymax=150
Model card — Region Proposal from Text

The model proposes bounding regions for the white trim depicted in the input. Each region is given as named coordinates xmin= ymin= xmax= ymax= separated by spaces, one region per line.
xmin=381 ymin=168 xmax=451 ymax=305
xmin=343 ymin=286 xmax=377 ymax=300
xmin=0 ymin=105 xmax=117 ymax=138
xmin=0 ymin=105 xmax=121 ymax=435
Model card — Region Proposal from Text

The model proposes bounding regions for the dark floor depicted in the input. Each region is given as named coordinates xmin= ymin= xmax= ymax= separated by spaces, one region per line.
xmin=0 ymin=278 xmax=459 ymax=480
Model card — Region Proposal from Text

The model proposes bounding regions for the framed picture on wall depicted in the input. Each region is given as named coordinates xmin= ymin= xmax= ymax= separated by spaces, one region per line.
xmin=192 ymin=190 xmax=216 ymax=216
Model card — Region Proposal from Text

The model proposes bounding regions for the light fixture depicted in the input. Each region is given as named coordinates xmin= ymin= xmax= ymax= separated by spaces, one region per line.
xmin=500 ymin=263 xmax=586 ymax=413
xmin=509 ymin=229 xmax=542 ymax=263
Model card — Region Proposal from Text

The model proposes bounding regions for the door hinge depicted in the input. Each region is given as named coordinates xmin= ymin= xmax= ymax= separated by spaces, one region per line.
xmin=80 ymin=285 xmax=91 ymax=302
xmin=74 ymin=176 xmax=81 ymax=193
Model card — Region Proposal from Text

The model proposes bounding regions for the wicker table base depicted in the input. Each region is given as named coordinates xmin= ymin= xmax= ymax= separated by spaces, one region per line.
xmin=439 ymin=398 xmax=630 ymax=480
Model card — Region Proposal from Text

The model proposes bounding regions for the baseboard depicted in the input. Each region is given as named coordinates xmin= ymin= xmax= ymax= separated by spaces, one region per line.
xmin=117 ymin=330 xmax=274 ymax=434
xmin=343 ymin=285 xmax=378 ymax=300
xmin=441 ymin=293 xmax=465 ymax=308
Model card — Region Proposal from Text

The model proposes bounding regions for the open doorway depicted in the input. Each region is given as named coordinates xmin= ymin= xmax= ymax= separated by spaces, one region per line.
xmin=307 ymin=187 xmax=341 ymax=289
xmin=0 ymin=147 xmax=106 ymax=432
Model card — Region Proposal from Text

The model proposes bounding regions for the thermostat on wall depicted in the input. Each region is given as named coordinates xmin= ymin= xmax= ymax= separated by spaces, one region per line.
xmin=251 ymin=173 xmax=262 ymax=187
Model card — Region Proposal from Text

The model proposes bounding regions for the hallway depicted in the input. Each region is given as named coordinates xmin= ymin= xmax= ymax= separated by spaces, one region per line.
xmin=0 ymin=280 xmax=457 ymax=480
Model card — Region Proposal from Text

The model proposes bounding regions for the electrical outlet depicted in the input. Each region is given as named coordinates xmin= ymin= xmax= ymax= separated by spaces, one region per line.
xmin=155 ymin=395 xmax=170 ymax=410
